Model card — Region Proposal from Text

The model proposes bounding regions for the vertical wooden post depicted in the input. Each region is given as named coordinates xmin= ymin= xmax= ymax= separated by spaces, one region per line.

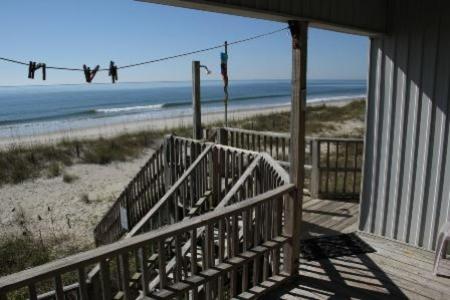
xmin=224 ymin=41 xmax=229 ymax=126
xmin=310 ymin=139 xmax=320 ymax=198
xmin=283 ymin=20 xmax=308 ymax=276
xmin=218 ymin=128 xmax=228 ymax=177
xmin=218 ymin=128 xmax=228 ymax=146
xmin=163 ymin=135 xmax=173 ymax=189
xmin=192 ymin=61 xmax=202 ymax=140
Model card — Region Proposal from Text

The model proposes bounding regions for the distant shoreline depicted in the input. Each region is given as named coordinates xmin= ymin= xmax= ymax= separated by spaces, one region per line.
xmin=0 ymin=96 xmax=365 ymax=148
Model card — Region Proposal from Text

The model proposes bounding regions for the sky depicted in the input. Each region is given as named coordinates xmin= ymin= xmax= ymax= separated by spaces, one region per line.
xmin=0 ymin=0 xmax=369 ymax=86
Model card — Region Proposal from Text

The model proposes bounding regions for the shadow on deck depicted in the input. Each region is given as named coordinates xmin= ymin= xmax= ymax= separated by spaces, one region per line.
xmin=263 ymin=197 xmax=450 ymax=299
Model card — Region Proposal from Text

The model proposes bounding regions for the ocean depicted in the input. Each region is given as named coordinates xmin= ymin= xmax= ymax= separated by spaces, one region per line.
xmin=0 ymin=80 xmax=366 ymax=138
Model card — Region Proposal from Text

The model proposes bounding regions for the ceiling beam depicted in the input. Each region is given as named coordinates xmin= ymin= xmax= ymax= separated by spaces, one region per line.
xmin=137 ymin=0 xmax=387 ymax=36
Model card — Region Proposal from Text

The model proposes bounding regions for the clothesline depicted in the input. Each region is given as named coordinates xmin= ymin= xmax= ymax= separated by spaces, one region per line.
xmin=0 ymin=27 xmax=288 ymax=73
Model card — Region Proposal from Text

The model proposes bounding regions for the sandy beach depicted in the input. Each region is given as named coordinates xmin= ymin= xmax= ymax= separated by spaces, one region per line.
xmin=0 ymin=104 xmax=289 ymax=148
xmin=0 ymin=98 xmax=358 ymax=149
xmin=0 ymin=97 xmax=364 ymax=254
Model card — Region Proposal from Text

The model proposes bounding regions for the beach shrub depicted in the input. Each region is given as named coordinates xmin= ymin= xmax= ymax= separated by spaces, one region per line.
xmin=225 ymin=99 xmax=365 ymax=136
xmin=62 ymin=172 xmax=79 ymax=183
xmin=47 ymin=162 xmax=61 ymax=178
xmin=80 ymin=193 xmax=90 ymax=204
xmin=0 ymin=234 xmax=52 ymax=277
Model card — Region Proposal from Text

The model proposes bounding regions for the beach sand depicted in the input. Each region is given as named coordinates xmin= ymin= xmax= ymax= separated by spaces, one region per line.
xmin=0 ymin=98 xmax=357 ymax=148
xmin=0 ymin=98 xmax=364 ymax=253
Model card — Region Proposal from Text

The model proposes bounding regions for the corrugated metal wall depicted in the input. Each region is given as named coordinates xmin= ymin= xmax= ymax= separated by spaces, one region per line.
xmin=360 ymin=0 xmax=450 ymax=251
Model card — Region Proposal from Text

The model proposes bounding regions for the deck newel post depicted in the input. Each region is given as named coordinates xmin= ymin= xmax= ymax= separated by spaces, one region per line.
xmin=218 ymin=128 xmax=227 ymax=177
xmin=310 ymin=139 xmax=320 ymax=198
xmin=218 ymin=127 xmax=228 ymax=146
xmin=192 ymin=61 xmax=202 ymax=140
xmin=283 ymin=20 xmax=308 ymax=276
xmin=163 ymin=135 xmax=173 ymax=189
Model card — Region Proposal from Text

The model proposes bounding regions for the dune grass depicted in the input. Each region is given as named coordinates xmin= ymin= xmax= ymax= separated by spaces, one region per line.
xmin=0 ymin=99 xmax=365 ymax=186
xmin=229 ymin=99 xmax=365 ymax=134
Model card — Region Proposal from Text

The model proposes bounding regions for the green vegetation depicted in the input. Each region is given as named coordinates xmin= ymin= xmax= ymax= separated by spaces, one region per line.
xmin=229 ymin=99 xmax=366 ymax=135
xmin=0 ymin=235 xmax=52 ymax=277
xmin=0 ymin=126 xmax=191 ymax=186
xmin=0 ymin=233 xmax=87 ymax=299
xmin=80 ymin=193 xmax=90 ymax=204
xmin=0 ymin=100 xmax=365 ymax=186
xmin=47 ymin=162 xmax=62 ymax=178
xmin=62 ymin=172 xmax=79 ymax=183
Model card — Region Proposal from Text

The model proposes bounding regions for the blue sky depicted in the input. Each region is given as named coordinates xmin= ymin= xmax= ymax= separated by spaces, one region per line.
xmin=0 ymin=0 xmax=369 ymax=85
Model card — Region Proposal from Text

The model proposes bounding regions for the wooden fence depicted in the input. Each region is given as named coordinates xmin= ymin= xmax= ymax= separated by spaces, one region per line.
xmin=93 ymin=144 xmax=166 ymax=245
xmin=94 ymin=135 xmax=209 ymax=245
xmin=0 ymin=166 xmax=295 ymax=300
xmin=215 ymin=127 xmax=364 ymax=199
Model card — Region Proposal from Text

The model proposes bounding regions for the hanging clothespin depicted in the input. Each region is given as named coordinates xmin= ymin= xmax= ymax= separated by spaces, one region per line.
xmin=108 ymin=61 xmax=118 ymax=83
xmin=28 ymin=61 xmax=46 ymax=80
xmin=83 ymin=65 xmax=100 ymax=83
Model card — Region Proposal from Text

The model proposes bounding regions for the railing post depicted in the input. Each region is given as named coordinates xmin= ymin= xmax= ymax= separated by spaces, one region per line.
xmin=310 ymin=139 xmax=320 ymax=198
xmin=120 ymin=194 xmax=130 ymax=232
xmin=211 ymin=147 xmax=220 ymax=207
xmin=163 ymin=135 xmax=173 ymax=189
xmin=218 ymin=128 xmax=227 ymax=177
xmin=284 ymin=20 xmax=308 ymax=276
xmin=218 ymin=127 xmax=228 ymax=146
xmin=192 ymin=61 xmax=203 ymax=140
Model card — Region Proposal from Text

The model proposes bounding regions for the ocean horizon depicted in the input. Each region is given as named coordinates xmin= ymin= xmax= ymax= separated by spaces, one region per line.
xmin=0 ymin=79 xmax=366 ymax=138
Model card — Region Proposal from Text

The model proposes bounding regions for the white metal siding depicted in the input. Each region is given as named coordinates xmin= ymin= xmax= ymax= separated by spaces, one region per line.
xmin=360 ymin=0 xmax=450 ymax=251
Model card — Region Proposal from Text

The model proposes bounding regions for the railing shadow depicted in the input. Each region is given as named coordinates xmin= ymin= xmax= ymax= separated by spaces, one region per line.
xmin=263 ymin=233 xmax=408 ymax=299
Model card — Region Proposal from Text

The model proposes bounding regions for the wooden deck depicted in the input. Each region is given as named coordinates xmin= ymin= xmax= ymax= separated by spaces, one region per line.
xmin=263 ymin=198 xmax=450 ymax=299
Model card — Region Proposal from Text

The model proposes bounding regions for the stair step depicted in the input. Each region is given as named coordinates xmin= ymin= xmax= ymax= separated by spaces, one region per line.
xmin=231 ymin=272 xmax=290 ymax=300
xmin=147 ymin=237 xmax=288 ymax=299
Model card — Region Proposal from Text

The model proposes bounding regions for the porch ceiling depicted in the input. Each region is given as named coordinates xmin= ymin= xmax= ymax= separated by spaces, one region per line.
xmin=137 ymin=0 xmax=387 ymax=36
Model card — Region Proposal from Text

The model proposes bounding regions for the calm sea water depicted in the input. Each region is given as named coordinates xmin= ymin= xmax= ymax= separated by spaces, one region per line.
xmin=0 ymin=80 xmax=366 ymax=138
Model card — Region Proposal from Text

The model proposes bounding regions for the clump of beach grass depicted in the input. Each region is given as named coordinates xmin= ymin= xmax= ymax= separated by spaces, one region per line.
xmin=47 ymin=162 xmax=62 ymax=178
xmin=0 ymin=231 xmax=88 ymax=298
xmin=80 ymin=193 xmax=90 ymax=204
xmin=0 ymin=100 xmax=364 ymax=186
xmin=62 ymin=172 xmax=79 ymax=183
xmin=227 ymin=99 xmax=365 ymax=136
xmin=0 ymin=234 xmax=52 ymax=277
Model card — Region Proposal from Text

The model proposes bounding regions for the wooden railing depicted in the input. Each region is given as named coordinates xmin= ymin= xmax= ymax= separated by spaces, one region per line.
xmin=93 ymin=143 xmax=166 ymax=245
xmin=145 ymin=149 xmax=287 ymax=291
xmin=94 ymin=135 xmax=210 ymax=246
xmin=127 ymin=144 xmax=215 ymax=237
xmin=76 ymin=139 xmax=260 ymax=300
xmin=311 ymin=137 xmax=364 ymax=199
xmin=0 ymin=184 xmax=295 ymax=300
xmin=215 ymin=127 xmax=363 ymax=199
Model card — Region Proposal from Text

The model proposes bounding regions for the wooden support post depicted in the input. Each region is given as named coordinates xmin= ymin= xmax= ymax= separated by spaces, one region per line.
xmin=218 ymin=127 xmax=227 ymax=146
xmin=218 ymin=128 xmax=228 ymax=177
xmin=192 ymin=61 xmax=202 ymax=140
xmin=310 ymin=139 xmax=320 ymax=198
xmin=163 ymin=135 xmax=173 ymax=189
xmin=283 ymin=20 xmax=308 ymax=276
xmin=224 ymin=41 xmax=229 ymax=127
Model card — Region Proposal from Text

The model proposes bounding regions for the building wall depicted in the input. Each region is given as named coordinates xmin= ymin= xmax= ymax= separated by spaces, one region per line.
xmin=360 ymin=0 xmax=450 ymax=251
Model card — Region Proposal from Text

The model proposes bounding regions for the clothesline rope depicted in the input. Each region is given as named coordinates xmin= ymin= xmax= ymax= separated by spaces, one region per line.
xmin=0 ymin=27 xmax=288 ymax=73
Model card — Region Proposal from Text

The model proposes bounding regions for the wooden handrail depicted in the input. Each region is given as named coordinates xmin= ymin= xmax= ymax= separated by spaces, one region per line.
xmin=147 ymin=152 xmax=286 ymax=290
xmin=0 ymin=184 xmax=295 ymax=294
xmin=216 ymin=156 xmax=262 ymax=209
xmin=126 ymin=144 xmax=213 ymax=237
xmin=221 ymin=126 xmax=292 ymax=139
xmin=218 ymin=127 xmax=364 ymax=143
xmin=260 ymin=153 xmax=291 ymax=183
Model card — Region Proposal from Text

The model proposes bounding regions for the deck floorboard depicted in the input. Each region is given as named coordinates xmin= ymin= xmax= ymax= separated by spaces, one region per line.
xmin=263 ymin=197 xmax=450 ymax=299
